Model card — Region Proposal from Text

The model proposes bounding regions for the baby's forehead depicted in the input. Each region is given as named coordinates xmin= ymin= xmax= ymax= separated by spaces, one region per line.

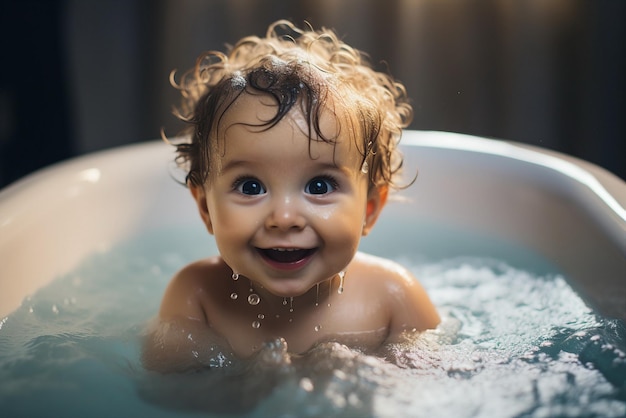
xmin=218 ymin=90 xmax=352 ymax=143
xmin=210 ymin=93 xmax=364 ymax=171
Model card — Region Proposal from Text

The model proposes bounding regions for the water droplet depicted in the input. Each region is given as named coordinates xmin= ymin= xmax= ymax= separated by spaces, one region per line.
xmin=315 ymin=283 xmax=320 ymax=306
xmin=230 ymin=292 xmax=238 ymax=300
xmin=252 ymin=320 xmax=261 ymax=329
xmin=314 ymin=324 xmax=321 ymax=332
xmin=282 ymin=298 xmax=288 ymax=306
xmin=257 ymin=314 xmax=265 ymax=319
xmin=361 ymin=160 xmax=369 ymax=174
xmin=338 ymin=271 xmax=345 ymax=294
xmin=289 ymin=297 xmax=294 ymax=312
xmin=231 ymin=272 xmax=239 ymax=281
xmin=248 ymin=293 xmax=261 ymax=305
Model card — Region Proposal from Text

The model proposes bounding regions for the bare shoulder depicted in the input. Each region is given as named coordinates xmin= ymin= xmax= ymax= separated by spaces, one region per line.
xmin=351 ymin=252 xmax=440 ymax=333
xmin=351 ymin=252 xmax=415 ymax=284
xmin=173 ymin=256 xmax=228 ymax=284
xmin=159 ymin=256 xmax=230 ymax=321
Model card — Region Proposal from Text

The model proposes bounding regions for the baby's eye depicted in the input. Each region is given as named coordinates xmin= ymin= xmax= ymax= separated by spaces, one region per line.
xmin=305 ymin=176 xmax=337 ymax=195
xmin=234 ymin=178 xmax=266 ymax=195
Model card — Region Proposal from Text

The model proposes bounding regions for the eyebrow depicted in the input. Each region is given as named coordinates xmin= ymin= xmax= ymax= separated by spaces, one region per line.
xmin=220 ymin=159 xmax=251 ymax=172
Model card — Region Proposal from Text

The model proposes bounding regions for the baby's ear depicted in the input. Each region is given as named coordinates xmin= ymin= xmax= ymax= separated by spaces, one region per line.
xmin=362 ymin=186 xmax=388 ymax=236
xmin=189 ymin=184 xmax=214 ymax=234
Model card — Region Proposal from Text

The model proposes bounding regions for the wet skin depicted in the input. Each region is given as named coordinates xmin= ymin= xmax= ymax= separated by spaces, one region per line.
xmin=145 ymin=94 xmax=440 ymax=368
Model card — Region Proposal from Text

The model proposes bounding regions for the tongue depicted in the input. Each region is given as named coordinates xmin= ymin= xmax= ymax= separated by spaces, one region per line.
xmin=262 ymin=249 xmax=312 ymax=263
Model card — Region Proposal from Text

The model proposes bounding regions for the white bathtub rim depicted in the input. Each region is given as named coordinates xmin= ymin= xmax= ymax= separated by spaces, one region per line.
xmin=403 ymin=131 xmax=625 ymax=223
xmin=2 ymin=131 xmax=624 ymax=218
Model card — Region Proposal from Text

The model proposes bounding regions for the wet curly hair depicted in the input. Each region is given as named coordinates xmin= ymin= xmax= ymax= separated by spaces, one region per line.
xmin=169 ymin=20 xmax=413 ymax=189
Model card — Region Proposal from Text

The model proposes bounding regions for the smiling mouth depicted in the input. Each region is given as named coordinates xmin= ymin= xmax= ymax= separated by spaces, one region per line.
xmin=257 ymin=248 xmax=317 ymax=264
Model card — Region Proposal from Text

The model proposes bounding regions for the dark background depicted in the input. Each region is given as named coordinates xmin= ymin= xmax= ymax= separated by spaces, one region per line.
xmin=1 ymin=0 xmax=624 ymax=188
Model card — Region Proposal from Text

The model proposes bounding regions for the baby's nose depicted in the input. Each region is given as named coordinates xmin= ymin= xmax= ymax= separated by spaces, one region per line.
xmin=265 ymin=196 xmax=306 ymax=230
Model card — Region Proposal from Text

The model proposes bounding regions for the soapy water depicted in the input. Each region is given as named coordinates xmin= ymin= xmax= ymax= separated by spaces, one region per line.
xmin=0 ymin=227 xmax=625 ymax=417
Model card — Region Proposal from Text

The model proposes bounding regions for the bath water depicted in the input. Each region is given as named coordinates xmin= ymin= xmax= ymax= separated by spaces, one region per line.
xmin=0 ymin=225 xmax=624 ymax=418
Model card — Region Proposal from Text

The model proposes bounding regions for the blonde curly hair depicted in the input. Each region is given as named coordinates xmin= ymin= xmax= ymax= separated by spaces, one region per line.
xmin=170 ymin=20 xmax=413 ymax=189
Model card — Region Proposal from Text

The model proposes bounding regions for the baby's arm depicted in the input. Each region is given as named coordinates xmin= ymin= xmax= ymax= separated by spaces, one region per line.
xmin=385 ymin=261 xmax=440 ymax=341
xmin=352 ymin=253 xmax=440 ymax=343
xmin=158 ymin=261 xmax=212 ymax=322
xmin=142 ymin=259 xmax=229 ymax=372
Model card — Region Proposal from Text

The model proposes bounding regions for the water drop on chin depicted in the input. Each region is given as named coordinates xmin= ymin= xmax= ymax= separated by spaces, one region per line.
xmin=258 ymin=314 xmax=265 ymax=319
xmin=314 ymin=324 xmax=321 ymax=332
xmin=252 ymin=321 xmax=261 ymax=329
xmin=232 ymin=273 xmax=239 ymax=281
xmin=230 ymin=292 xmax=238 ymax=300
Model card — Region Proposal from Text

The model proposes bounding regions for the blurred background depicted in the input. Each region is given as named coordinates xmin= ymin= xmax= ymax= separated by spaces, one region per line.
xmin=1 ymin=0 xmax=624 ymax=188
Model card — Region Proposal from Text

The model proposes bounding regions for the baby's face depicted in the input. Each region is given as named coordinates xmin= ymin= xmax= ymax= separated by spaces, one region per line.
xmin=197 ymin=94 xmax=378 ymax=297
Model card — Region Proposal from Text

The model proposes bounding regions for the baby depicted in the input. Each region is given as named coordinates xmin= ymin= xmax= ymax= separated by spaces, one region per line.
xmin=143 ymin=20 xmax=439 ymax=372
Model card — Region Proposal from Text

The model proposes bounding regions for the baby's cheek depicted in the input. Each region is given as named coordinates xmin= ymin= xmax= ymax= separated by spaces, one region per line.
xmin=213 ymin=206 xmax=255 ymax=229
xmin=319 ymin=214 xmax=363 ymax=248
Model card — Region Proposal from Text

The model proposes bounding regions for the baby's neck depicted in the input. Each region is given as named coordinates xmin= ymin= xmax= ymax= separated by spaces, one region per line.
xmin=245 ymin=275 xmax=340 ymax=314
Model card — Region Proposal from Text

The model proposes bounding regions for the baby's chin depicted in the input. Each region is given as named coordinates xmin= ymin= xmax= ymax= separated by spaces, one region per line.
xmin=250 ymin=275 xmax=336 ymax=302
xmin=258 ymin=281 xmax=318 ymax=299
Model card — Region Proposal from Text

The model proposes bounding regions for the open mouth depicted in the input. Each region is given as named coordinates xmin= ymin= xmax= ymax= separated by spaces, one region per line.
xmin=257 ymin=248 xmax=316 ymax=264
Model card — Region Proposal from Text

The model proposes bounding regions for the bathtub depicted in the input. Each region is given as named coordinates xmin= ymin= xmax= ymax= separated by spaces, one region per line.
xmin=1 ymin=130 xmax=625 ymax=417
xmin=0 ymin=130 xmax=624 ymax=322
